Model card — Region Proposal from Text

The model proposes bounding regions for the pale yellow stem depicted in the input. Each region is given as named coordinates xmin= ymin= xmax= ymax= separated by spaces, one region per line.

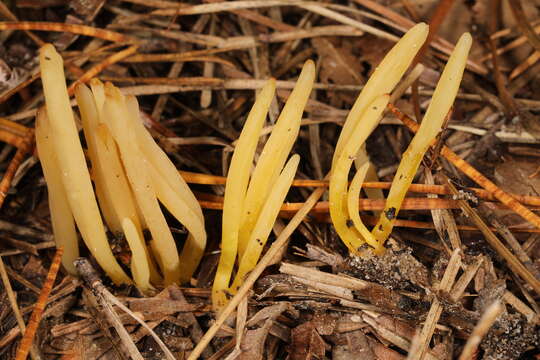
xmin=231 ymin=154 xmax=300 ymax=293
xmin=347 ymin=161 xmax=372 ymax=248
xmin=372 ymin=33 xmax=473 ymax=243
xmin=76 ymin=83 xmax=160 ymax=284
xmin=329 ymin=95 xmax=389 ymax=253
xmin=39 ymin=44 xmax=130 ymax=284
xmin=212 ymin=79 xmax=276 ymax=311
xmin=126 ymin=96 xmax=204 ymax=222
xmin=35 ymin=110 xmax=79 ymax=275
xmin=334 ymin=23 xmax=428 ymax=162
xmin=104 ymin=84 xmax=180 ymax=285
xmin=238 ymin=60 xmax=315 ymax=258
xmin=122 ymin=218 xmax=152 ymax=291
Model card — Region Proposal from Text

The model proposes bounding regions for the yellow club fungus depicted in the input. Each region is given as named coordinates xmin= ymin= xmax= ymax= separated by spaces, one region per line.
xmin=103 ymin=84 xmax=181 ymax=285
xmin=238 ymin=60 xmax=315 ymax=258
xmin=333 ymin=23 xmax=429 ymax=163
xmin=212 ymin=60 xmax=314 ymax=311
xmin=36 ymin=44 xmax=206 ymax=289
xmin=212 ymin=79 xmax=276 ymax=310
xmin=329 ymin=95 xmax=389 ymax=254
xmin=230 ymin=154 xmax=300 ymax=293
xmin=372 ymin=33 xmax=472 ymax=243
xmin=328 ymin=24 xmax=428 ymax=254
xmin=38 ymin=44 xmax=130 ymax=285
xmin=75 ymin=83 xmax=160 ymax=289
xmin=35 ymin=110 xmax=79 ymax=275
xmin=125 ymin=95 xmax=207 ymax=282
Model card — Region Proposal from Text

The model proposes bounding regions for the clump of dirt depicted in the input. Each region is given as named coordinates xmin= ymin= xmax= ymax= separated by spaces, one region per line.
xmin=480 ymin=313 xmax=539 ymax=360
xmin=342 ymin=239 xmax=429 ymax=291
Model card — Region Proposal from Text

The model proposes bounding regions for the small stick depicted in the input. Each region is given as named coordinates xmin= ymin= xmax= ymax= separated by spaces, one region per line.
xmin=407 ymin=248 xmax=461 ymax=360
xmin=76 ymin=258 xmax=143 ymax=360
xmin=67 ymin=45 xmax=139 ymax=95
xmin=458 ymin=301 xmax=503 ymax=360
xmin=0 ymin=132 xmax=33 ymax=209
xmin=0 ymin=22 xmax=133 ymax=43
xmin=188 ymin=185 xmax=326 ymax=360
xmin=74 ymin=258 xmax=175 ymax=360
xmin=15 ymin=246 xmax=63 ymax=360
xmin=445 ymin=179 xmax=540 ymax=295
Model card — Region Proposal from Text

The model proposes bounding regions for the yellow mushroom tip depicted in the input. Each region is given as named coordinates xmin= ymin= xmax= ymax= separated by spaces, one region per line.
xmin=302 ymin=59 xmax=316 ymax=74
xmin=39 ymin=43 xmax=56 ymax=55
xmin=459 ymin=32 xmax=473 ymax=46
xmin=89 ymin=78 xmax=103 ymax=87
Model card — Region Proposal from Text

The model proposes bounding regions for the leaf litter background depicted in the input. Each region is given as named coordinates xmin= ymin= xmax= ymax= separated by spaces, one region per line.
xmin=0 ymin=0 xmax=540 ymax=359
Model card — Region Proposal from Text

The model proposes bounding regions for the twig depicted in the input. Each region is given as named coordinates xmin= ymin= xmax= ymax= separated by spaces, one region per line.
xmin=74 ymin=258 xmax=175 ymax=360
xmin=458 ymin=301 xmax=503 ymax=360
xmin=15 ymin=246 xmax=63 ymax=360
xmin=67 ymin=45 xmax=139 ymax=94
xmin=407 ymin=248 xmax=461 ymax=360
xmin=445 ymin=179 xmax=540 ymax=295
xmin=180 ymin=170 xmax=540 ymax=207
xmin=188 ymin=185 xmax=326 ymax=360
xmin=0 ymin=22 xmax=134 ymax=43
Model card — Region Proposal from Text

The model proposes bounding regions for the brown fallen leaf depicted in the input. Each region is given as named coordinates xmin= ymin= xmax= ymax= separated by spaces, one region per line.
xmin=312 ymin=37 xmax=363 ymax=107
xmin=333 ymin=330 xmax=376 ymax=360
xmin=290 ymin=321 xmax=327 ymax=360
xmin=238 ymin=319 xmax=274 ymax=360
xmin=312 ymin=37 xmax=363 ymax=85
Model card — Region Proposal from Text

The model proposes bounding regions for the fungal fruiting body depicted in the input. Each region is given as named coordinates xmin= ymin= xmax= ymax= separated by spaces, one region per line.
xmin=329 ymin=95 xmax=389 ymax=254
xmin=329 ymin=24 xmax=472 ymax=253
xmin=212 ymin=61 xmax=315 ymax=311
xmin=329 ymin=23 xmax=428 ymax=254
xmin=371 ymin=33 xmax=472 ymax=243
xmin=38 ymin=44 xmax=130 ymax=285
xmin=36 ymin=44 xmax=206 ymax=289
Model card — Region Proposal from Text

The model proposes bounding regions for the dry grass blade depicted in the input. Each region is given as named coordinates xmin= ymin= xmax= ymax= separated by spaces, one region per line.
xmin=0 ymin=22 xmax=134 ymax=43
xmin=188 ymin=185 xmax=326 ymax=360
xmin=15 ymin=246 xmax=63 ymax=360
xmin=298 ymin=4 xmax=396 ymax=41
xmin=445 ymin=179 xmax=540 ymax=295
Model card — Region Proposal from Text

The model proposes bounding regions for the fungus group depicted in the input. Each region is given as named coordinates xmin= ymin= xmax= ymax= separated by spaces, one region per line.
xmin=37 ymin=44 xmax=206 ymax=290
xmin=36 ymin=23 xmax=473 ymax=306
xmin=212 ymin=61 xmax=315 ymax=311
xmin=329 ymin=23 xmax=472 ymax=254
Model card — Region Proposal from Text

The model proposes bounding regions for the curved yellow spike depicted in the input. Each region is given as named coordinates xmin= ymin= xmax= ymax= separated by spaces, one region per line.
xmin=372 ymin=33 xmax=473 ymax=244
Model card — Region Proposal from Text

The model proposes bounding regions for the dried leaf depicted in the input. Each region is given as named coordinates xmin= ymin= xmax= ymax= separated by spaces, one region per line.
xmin=290 ymin=321 xmax=326 ymax=360
xmin=238 ymin=319 xmax=273 ymax=360
xmin=312 ymin=37 xmax=363 ymax=86
xmin=333 ymin=330 xmax=376 ymax=360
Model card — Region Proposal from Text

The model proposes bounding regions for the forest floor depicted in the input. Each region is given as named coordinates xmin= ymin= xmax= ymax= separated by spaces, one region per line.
xmin=0 ymin=0 xmax=540 ymax=359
